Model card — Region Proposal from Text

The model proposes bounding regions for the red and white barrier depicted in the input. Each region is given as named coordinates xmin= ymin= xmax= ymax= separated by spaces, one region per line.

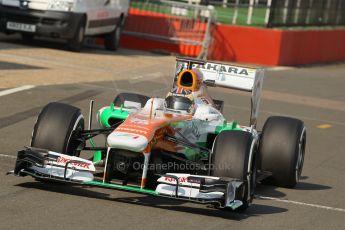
xmin=93 ymin=10 xmax=345 ymax=66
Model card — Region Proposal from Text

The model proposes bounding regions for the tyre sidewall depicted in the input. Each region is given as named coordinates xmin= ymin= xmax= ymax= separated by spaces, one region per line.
xmin=211 ymin=130 xmax=256 ymax=209
xmin=259 ymin=116 xmax=306 ymax=187
xmin=31 ymin=102 xmax=84 ymax=156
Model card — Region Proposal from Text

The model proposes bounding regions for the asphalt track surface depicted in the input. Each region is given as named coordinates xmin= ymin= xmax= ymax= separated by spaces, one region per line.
xmin=0 ymin=35 xmax=345 ymax=230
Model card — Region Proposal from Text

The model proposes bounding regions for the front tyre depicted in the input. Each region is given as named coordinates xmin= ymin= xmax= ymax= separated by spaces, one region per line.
xmin=31 ymin=102 xmax=84 ymax=156
xmin=259 ymin=116 xmax=306 ymax=188
xmin=211 ymin=130 xmax=257 ymax=211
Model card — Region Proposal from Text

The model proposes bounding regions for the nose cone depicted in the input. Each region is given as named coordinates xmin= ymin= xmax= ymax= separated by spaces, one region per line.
xmin=107 ymin=132 xmax=148 ymax=152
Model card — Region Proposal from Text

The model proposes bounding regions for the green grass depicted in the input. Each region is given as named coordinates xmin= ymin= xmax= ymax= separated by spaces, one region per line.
xmin=131 ymin=2 xmax=171 ymax=15
xmin=130 ymin=2 xmax=268 ymax=26
xmin=214 ymin=6 xmax=266 ymax=26
xmin=130 ymin=2 xmax=344 ymax=29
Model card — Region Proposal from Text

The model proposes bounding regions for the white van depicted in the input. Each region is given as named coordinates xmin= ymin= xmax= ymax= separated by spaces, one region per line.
xmin=0 ymin=0 xmax=130 ymax=51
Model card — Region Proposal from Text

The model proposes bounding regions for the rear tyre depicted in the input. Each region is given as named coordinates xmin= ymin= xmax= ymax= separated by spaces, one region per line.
xmin=259 ymin=116 xmax=306 ymax=188
xmin=31 ymin=102 xmax=84 ymax=156
xmin=211 ymin=130 xmax=256 ymax=211
xmin=113 ymin=92 xmax=150 ymax=108
xmin=68 ymin=18 xmax=85 ymax=52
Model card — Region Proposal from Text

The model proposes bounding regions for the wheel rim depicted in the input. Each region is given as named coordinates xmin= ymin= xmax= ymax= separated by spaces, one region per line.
xmin=250 ymin=157 xmax=256 ymax=198
xmin=295 ymin=128 xmax=306 ymax=182
xmin=66 ymin=114 xmax=84 ymax=156
xmin=247 ymin=140 xmax=256 ymax=204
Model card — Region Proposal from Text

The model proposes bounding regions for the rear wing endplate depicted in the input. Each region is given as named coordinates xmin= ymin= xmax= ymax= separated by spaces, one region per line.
xmin=175 ymin=57 xmax=265 ymax=126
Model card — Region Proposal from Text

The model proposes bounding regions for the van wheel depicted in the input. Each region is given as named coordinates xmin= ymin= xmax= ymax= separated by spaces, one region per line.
xmin=105 ymin=17 xmax=125 ymax=51
xmin=211 ymin=130 xmax=256 ymax=211
xmin=104 ymin=26 xmax=121 ymax=51
xmin=31 ymin=102 xmax=85 ymax=156
xmin=68 ymin=19 xmax=85 ymax=52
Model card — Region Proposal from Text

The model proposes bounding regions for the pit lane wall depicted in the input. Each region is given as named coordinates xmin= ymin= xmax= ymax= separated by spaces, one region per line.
xmin=209 ymin=25 xmax=345 ymax=66
xmin=112 ymin=10 xmax=345 ymax=66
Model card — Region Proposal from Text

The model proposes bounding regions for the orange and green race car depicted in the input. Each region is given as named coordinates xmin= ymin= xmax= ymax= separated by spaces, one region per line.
xmin=9 ymin=57 xmax=306 ymax=211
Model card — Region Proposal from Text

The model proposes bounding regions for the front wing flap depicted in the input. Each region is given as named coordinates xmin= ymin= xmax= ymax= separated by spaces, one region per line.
xmin=12 ymin=147 xmax=95 ymax=182
xmin=156 ymin=173 xmax=244 ymax=209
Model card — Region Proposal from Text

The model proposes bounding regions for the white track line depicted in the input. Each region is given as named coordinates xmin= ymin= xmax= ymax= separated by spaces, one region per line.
xmin=0 ymin=85 xmax=35 ymax=97
xmin=256 ymin=195 xmax=345 ymax=213
xmin=267 ymin=66 xmax=296 ymax=71
xmin=0 ymin=154 xmax=16 ymax=159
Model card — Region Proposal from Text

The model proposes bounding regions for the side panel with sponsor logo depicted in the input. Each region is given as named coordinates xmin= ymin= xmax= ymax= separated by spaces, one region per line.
xmin=170 ymin=118 xmax=222 ymax=159
xmin=109 ymin=105 xmax=224 ymax=158
xmin=114 ymin=111 xmax=191 ymax=142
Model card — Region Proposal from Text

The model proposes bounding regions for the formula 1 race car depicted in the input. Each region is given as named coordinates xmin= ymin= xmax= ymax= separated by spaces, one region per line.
xmin=9 ymin=57 xmax=306 ymax=211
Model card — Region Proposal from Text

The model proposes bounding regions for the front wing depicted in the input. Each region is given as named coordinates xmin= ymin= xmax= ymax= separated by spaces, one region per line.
xmin=9 ymin=148 xmax=245 ymax=210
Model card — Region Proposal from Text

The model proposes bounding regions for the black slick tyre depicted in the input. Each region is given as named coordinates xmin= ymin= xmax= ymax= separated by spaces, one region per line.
xmin=211 ymin=130 xmax=256 ymax=211
xmin=31 ymin=102 xmax=84 ymax=156
xmin=259 ymin=116 xmax=306 ymax=188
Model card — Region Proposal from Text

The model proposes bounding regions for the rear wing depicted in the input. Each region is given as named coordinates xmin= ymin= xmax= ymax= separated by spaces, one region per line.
xmin=175 ymin=57 xmax=265 ymax=126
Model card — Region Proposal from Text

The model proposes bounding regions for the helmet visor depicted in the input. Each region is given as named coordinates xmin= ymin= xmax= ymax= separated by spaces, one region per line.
xmin=165 ymin=96 xmax=193 ymax=112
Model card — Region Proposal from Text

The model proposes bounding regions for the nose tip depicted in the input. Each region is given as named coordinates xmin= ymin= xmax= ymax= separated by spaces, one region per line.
xmin=107 ymin=132 xmax=148 ymax=152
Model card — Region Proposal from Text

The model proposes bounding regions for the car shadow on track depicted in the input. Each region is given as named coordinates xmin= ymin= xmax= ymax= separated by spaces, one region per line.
xmin=255 ymin=177 xmax=331 ymax=197
xmin=291 ymin=176 xmax=331 ymax=191
xmin=16 ymin=181 xmax=287 ymax=220
xmin=294 ymin=181 xmax=331 ymax=190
